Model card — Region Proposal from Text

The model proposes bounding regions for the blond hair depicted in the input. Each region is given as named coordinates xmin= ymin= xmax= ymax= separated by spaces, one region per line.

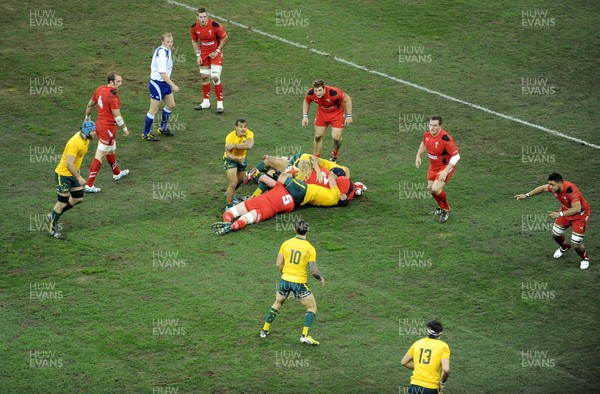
xmin=296 ymin=160 xmax=313 ymax=181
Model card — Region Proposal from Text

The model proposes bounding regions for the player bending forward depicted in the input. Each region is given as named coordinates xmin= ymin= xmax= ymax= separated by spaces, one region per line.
xmin=515 ymin=172 xmax=591 ymax=270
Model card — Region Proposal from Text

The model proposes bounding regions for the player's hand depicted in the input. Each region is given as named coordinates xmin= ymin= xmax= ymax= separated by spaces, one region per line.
xmin=316 ymin=172 xmax=324 ymax=184
xmin=226 ymin=144 xmax=235 ymax=151
xmin=515 ymin=194 xmax=527 ymax=200
xmin=123 ymin=129 xmax=129 ymax=137
xmin=415 ymin=156 xmax=422 ymax=169
xmin=439 ymin=383 xmax=445 ymax=393
xmin=437 ymin=171 xmax=448 ymax=182
xmin=172 ymin=84 xmax=180 ymax=93
xmin=302 ymin=118 xmax=309 ymax=127
xmin=320 ymin=278 xmax=326 ymax=287
xmin=196 ymin=56 xmax=202 ymax=67
xmin=344 ymin=117 xmax=353 ymax=127
xmin=548 ymin=211 xmax=560 ymax=219
xmin=78 ymin=177 xmax=87 ymax=187
xmin=209 ymin=51 xmax=217 ymax=59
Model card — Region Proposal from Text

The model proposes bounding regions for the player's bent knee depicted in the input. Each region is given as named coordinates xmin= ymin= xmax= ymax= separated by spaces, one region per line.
xmin=314 ymin=135 xmax=323 ymax=142
xmin=57 ymin=194 xmax=70 ymax=204
xmin=71 ymin=189 xmax=84 ymax=199
xmin=240 ymin=212 xmax=256 ymax=225
xmin=552 ymin=224 xmax=567 ymax=237
xmin=571 ymin=232 xmax=585 ymax=244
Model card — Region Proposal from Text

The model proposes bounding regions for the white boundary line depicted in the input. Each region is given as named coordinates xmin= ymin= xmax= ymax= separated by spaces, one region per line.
xmin=170 ymin=0 xmax=599 ymax=150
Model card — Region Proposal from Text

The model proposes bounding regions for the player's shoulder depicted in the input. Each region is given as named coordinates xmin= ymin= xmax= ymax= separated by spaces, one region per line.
xmin=226 ymin=130 xmax=236 ymax=138
xmin=190 ymin=21 xmax=198 ymax=29
xmin=564 ymin=182 xmax=577 ymax=194
xmin=211 ymin=20 xmax=221 ymax=28
xmin=306 ymin=88 xmax=314 ymax=96
xmin=327 ymin=86 xmax=340 ymax=96
xmin=440 ymin=129 xmax=453 ymax=141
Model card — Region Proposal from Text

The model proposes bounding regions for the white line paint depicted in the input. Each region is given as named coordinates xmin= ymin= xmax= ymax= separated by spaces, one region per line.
xmin=170 ymin=0 xmax=599 ymax=149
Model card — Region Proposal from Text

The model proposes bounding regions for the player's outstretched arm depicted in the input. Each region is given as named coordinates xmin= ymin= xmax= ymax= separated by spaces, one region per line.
xmin=515 ymin=184 xmax=548 ymax=200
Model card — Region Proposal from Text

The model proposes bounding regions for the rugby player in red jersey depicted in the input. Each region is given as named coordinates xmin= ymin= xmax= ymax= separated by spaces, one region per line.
xmin=302 ymin=79 xmax=353 ymax=162
xmin=415 ymin=115 xmax=460 ymax=223
xmin=190 ymin=7 xmax=228 ymax=113
xmin=83 ymin=72 xmax=130 ymax=192
xmin=515 ymin=172 xmax=591 ymax=270
xmin=211 ymin=182 xmax=295 ymax=235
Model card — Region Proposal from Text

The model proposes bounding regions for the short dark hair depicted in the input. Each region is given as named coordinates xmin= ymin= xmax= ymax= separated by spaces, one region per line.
xmin=430 ymin=115 xmax=443 ymax=126
xmin=107 ymin=72 xmax=119 ymax=84
xmin=426 ymin=319 xmax=443 ymax=338
xmin=235 ymin=118 xmax=247 ymax=126
xmin=312 ymin=79 xmax=325 ymax=89
xmin=548 ymin=172 xmax=563 ymax=183
xmin=197 ymin=7 xmax=207 ymax=14
xmin=295 ymin=218 xmax=309 ymax=235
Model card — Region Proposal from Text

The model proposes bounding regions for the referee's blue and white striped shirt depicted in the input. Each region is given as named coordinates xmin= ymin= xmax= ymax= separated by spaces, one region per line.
xmin=150 ymin=45 xmax=173 ymax=81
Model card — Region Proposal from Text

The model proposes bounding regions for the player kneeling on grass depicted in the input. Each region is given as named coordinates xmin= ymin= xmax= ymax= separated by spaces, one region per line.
xmin=48 ymin=121 xmax=97 ymax=239
xmin=515 ymin=172 xmax=591 ymax=270
xmin=260 ymin=218 xmax=325 ymax=345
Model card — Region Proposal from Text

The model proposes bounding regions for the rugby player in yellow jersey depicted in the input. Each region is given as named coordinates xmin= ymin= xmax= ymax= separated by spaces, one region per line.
xmin=223 ymin=119 xmax=254 ymax=208
xmin=401 ymin=320 xmax=450 ymax=393
xmin=244 ymin=152 xmax=350 ymax=188
xmin=260 ymin=218 xmax=325 ymax=345
xmin=47 ymin=121 xmax=97 ymax=239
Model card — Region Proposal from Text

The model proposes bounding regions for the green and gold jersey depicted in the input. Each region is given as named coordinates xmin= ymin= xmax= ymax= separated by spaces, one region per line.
xmin=55 ymin=132 xmax=90 ymax=177
xmin=280 ymin=236 xmax=316 ymax=283
xmin=408 ymin=337 xmax=450 ymax=389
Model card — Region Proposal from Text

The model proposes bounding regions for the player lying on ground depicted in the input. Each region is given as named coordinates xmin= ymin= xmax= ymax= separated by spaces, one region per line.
xmin=211 ymin=181 xmax=294 ymax=235
xmin=244 ymin=152 xmax=351 ymax=186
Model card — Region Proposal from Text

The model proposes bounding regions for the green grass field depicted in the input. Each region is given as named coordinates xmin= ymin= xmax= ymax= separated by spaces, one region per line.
xmin=1 ymin=0 xmax=599 ymax=392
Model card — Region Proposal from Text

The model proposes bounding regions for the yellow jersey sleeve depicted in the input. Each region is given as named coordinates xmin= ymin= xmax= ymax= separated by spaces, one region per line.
xmin=223 ymin=129 xmax=254 ymax=158
xmin=55 ymin=132 xmax=90 ymax=176
xmin=302 ymin=184 xmax=340 ymax=206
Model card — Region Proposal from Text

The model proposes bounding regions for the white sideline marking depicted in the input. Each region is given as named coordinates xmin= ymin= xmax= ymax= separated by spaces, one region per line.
xmin=169 ymin=0 xmax=599 ymax=149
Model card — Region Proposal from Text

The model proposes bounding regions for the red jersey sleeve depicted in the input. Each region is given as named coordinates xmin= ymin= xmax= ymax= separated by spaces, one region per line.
xmin=214 ymin=22 xmax=227 ymax=40
xmin=190 ymin=22 xmax=198 ymax=41
xmin=109 ymin=90 xmax=120 ymax=111
xmin=566 ymin=188 xmax=581 ymax=205
xmin=330 ymin=87 xmax=345 ymax=104
xmin=444 ymin=136 xmax=459 ymax=156
xmin=304 ymin=89 xmax=314 ymax=103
